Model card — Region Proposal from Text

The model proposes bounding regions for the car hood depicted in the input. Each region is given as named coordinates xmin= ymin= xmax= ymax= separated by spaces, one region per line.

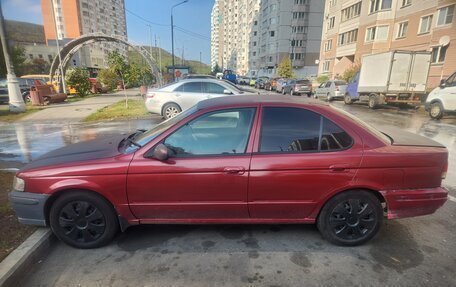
xmin=20 ymin=134 xmax=127 ymax=172
xmin=380 ymin=127 xmax=445 ymax=148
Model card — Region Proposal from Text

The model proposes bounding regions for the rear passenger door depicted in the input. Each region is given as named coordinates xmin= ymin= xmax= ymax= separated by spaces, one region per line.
xmin=248 ymin=106 xmax=363 ymax=219
xmin=173 ymin=82 xmax=206 ymax=110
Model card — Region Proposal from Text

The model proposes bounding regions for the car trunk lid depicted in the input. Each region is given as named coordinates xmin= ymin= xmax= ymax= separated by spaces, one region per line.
xmin=380 ymin=127 xmax=445 ymax=148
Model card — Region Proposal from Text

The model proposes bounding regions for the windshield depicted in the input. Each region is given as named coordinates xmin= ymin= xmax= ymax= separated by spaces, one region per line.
xmin=132 ymin=105 xmax=199 ymax=147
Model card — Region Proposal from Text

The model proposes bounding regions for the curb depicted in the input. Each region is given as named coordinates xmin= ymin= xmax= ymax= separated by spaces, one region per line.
xmin=0 ymin=228 xmax=54 ymax=287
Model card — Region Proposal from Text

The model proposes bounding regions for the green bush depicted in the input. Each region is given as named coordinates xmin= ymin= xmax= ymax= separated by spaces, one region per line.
xmin=277 ymin=58 xmax=294 ymax=78
xmin=65 ymin=68 xmax=91 ymax=97
xmin=340 ymin=64 xmax=361 ymax=82
xmin=316 ymin=74 xmax=329 ymax=84
xmin=97 ymin=68 xmax=118 ymax=91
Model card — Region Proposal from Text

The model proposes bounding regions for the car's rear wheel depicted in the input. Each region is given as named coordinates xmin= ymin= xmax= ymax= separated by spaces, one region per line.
xmin=429 ymin=102 xmax=444 ymax=120
xmin=22 ymin=93 xmax=31 ymax=104
xmin=317 ymin=190 xmax=383 ymax=246
xmin=344 ymin=95 xmax=353 ymax=105
xmin=368 ymin=95 xmax=379 ymax=109
xmin=163 ymin=103 xmax=181 ymax=119
xmin=49 ymin=191 xmax=119 ymax=249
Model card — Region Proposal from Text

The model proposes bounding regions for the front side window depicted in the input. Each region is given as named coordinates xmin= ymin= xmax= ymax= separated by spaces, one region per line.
xmin=204 ymin=82 xmax=226 ymax=94
xmin=164 ymin=108 xmax=256 ymax=156
xmin=259 ymin=107 xmax=352 ymax=153
xmin=446 ymin=72 xmax=456 ymax=86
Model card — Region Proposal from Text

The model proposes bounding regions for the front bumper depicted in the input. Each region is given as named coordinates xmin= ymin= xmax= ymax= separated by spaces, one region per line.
xmin=380 ymin=187 xmax=448 ymax=219
xmin=8 ymin=191 xmax=50 ymax=226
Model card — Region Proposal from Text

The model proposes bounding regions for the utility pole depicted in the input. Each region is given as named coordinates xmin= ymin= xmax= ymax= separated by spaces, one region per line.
xmin=171 ymin=0 xmax=188 ymax=81
xmin=199 ymin=51 xmax=202 ymax=73
xmin=158 ymin=36 xmax=162 ymax=73
xmin=50 ymin=0 xmax=66 ymax=93
xmin=0 ymin=3 xmax=25 ymax=112
xmin=181 ymin=43 xmax=184 ymax=65
xmin=154 ymin=34 xmax=157 ymax=62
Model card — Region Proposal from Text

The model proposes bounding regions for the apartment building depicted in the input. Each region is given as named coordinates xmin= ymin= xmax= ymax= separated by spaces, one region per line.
xmin=41 ymin=0 xmax=127 ymax=69
xmin=319 ymin=0 xmax=455 ymax=88
xmin=252 ymin=0 xmax=324 ymax=77
xmin=211 ymin=0 xmax=324 ymax=77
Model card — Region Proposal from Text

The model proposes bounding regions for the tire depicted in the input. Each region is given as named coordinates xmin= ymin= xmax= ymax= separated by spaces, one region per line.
xmin=22 ymin=92 xmax=31 ymax=104
xmin=49 ymin=191 xmax=119 ymax=249
xmin=344 ymin=95 xmax=353 ymax=105
xmin=317 ymin=190 xmax=383 ymax=246
xmin=307 ymin=93 xmax=312 ymax=98
xmin=43 ymin=96 xmax=51 ymax=105
xmin=163 ymin=103 xmax=182 ymax=119
xmin=368 ymin=95 xmax=379 ymax=109
xmin=429 ymin=102 xmax=444 ymax=119
xmin=327 ymin=93 xmax=332 ymax=102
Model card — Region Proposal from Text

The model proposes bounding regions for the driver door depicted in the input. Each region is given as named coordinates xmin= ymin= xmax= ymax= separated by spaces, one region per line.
xmin=127 ymin=107 xmax=257 ymax=220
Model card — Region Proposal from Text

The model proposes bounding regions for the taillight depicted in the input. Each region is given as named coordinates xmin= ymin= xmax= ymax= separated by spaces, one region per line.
xmin=146 ymin=93 xmax=155 ymax=98
xmin=442 ymin=162 xmax=448 ymax=179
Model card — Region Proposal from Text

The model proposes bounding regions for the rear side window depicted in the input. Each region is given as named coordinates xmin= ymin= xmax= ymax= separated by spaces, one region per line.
xmin=259 ymin=107 xmax=352 ymax=153
xmin=174 ymin=82 xmax=203 ymax=93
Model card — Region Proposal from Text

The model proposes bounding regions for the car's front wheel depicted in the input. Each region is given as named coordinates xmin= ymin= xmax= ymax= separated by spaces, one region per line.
xmin=344 ymin=95 xmax=353 ymax=105
xmin=429 ymin=102 xmax=444 ymax=120
xmin=163 ymin=103 xmax=182 ymax=119
xmin=49 ymin=191 xmax=119 ymax=249
xmin=317 ymin=190 xmax=383 ymax=246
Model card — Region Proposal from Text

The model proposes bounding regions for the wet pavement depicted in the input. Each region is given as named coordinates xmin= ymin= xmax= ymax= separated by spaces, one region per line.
xmin=0 ymin=98 xmax=455 ymax=286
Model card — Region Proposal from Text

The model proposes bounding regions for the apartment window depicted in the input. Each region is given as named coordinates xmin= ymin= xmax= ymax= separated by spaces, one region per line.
xmin=28 ymin=54 xmax=33 ymax=60
xmin=253 ymin=31 xmax=257 ymax=36
xmin=369 ymin=0 xmax=392 ymax=14
xmin=253 ymin=51 xmax=256 ymax=56
xmin=419 ymin=15 xmax=432 ymax=34
xmin=270 ymin=17 xmax=277 ymax=25
xmin=328 ymin=16 xmax=335 ymax=30
xmin=292 ymin=26 xmax=307 ymax=33
xmin=295 ymin=0 xmax=307 ymax=5
xmin=48 ymin=54 xmax=53 ymax=61
xmin=365 ymin=25 xmax=389 ymax=42
xmin=396 ymin=22 xmax=408 ymax=39
xmin=82 ymin=2 xmax=88 ymax=8
xmin=437 ymin=5 xmax=454 ymax=26
xmin=292 ymin=40 xmax=304 ymax=47
xmin=269 ymin=56 xmax=273 ymax=62
xmin=38 ymin=54 xmax=43 ymax=59
xmin=270 ymin=31 xmax=275 ymax=37
xmin=322 ymin=61 xmax=330 ymax=72
xmin=329 ymin=0 xmax=337 ymax=8
xmin=324 ymin=39 xmax=332 ymax=51
xmin=254 ymin=20 xmax=258 ymax=25
xmin=341 ymin=2 xmax=362 ymax=22
xmin=270 ymin=4 xmax=277 ymax=11
xmin=401 ymin=0 xmax=411 ymax=7
xmin=338 ymin=29 xmax=358 ymax=45
xmin=293 ymin=12 xmax=306 ymax=19
xmin=431 ymin=45 xmax=448 ymax=64
xmin=253 ymin=41 xmax=257 ymax=46
xmin=82 ymin=11 xmax=89 ymax=16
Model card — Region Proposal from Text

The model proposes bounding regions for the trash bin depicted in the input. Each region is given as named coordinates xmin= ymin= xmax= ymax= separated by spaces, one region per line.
xmin=30 ymin=88 xmax=43 ymax=105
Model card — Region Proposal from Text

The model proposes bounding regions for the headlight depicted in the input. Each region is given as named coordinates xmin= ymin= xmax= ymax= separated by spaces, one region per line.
xmin=13 ymin=176 xmax=25 ymax=192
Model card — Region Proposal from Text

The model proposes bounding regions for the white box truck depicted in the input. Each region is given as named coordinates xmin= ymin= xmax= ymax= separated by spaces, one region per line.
xmin=355 ymin=51 xmax=431 ymax=109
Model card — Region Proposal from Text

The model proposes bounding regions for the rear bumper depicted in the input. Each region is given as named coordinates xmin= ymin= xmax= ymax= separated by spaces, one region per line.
xmin=380 ymin=187 xmax=448 ymax=219
xmin=8 ymin=191 xmax=49 ymax=226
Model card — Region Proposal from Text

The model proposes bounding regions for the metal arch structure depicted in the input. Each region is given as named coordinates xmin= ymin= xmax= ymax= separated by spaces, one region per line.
xmin=49 ymin=33 xmax=163 ymax=90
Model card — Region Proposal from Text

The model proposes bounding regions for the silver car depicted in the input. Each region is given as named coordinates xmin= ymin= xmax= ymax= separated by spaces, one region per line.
xmin=314 ymin=80 xmax=347 ymax=102
xmin=145 ymin=78 xmax=256 ymax=119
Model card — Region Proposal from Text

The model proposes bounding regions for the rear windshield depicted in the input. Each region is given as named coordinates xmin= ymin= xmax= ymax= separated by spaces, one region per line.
xmin=296 ymin=80 xmax=310 ymax=84
xmin=335 ymin=81 xmax=347 ymax=85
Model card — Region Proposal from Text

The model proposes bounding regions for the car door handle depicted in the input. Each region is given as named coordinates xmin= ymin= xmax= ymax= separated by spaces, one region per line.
xmin=224 ymin=167 xmax=245 ymax=175
xmin=329 ymin=164 xmax=351 ymax=172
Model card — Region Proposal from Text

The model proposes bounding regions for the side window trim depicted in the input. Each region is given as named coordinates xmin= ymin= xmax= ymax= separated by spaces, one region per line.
xmin=256 ymin=107 xmax=354 ymax=155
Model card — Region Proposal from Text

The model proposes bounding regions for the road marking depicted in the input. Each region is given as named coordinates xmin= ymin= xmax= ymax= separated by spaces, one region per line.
xmin=449 ymin=195 xmax=456 ymax=203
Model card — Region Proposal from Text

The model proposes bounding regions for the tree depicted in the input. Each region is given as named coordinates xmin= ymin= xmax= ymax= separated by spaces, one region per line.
xmin=317 ymin=74 xmax=329 ymax=84
xmin=97 ymin=68 xmax=118 ymax=91
xmin=65 ymin=68 xmax=91 ymax=97
xmin=339 ymin=64 xmax=360 ymax=82
xmin=0 ymin=44 xmax=27 ymax=77
xmin=211 ymin=63 xmax=222 ymax=75
xmin=277 ymin=57 xmax=294 ymax=78
xmin=21 ymin=58 xmax=50 ymax=75
xmin=107 ymin=51 xmax=129 ymax=107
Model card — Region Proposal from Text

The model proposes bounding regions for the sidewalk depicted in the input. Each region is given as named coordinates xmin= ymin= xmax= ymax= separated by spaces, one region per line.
xmin=18 ymin=89 xmax=141 ymax=123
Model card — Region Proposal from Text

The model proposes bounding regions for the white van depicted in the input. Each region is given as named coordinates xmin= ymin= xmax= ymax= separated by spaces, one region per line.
xmin=425 ymin=71 xmax=456 ymax=119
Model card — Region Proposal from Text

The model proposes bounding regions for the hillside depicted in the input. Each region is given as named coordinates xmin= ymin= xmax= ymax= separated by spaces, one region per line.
xmin=128 ymin=46 xmax=210 ymax=75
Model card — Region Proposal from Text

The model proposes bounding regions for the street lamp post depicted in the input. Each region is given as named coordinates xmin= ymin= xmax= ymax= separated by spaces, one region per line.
xmin=171 ymin=0 xmax=188 ymax=81
xmin=0 ymin=3 xmax=25 ymax=112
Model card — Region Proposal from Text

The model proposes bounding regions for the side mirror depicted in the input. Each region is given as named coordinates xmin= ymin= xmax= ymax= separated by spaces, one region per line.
xmin=151 ymin=143 xmax=169 ymax=161
xmin=223 ymin=89 xmax=233 ymax=95
xmin=440 ymin=79 xmax=446 ymax=88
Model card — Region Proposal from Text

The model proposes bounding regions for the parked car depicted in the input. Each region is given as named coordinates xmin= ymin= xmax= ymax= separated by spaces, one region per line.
xmin=264 ymin=77 xmax=279 ymax=91
xmin=315 ymin=80 xmax=347 ymax=101
xmin=222 ymin=70 xmax=237 ymax=84
xmin=282 ymin=79 xmax=313 ymax=96
xmin=10 ymin=95 xmax=448 ymax=248
xmin=0 ymin=78 xmax=45 ymax=104
xmin=425 ymin=71 xmax=456 ymax=119
xmin=275 ymin=78 xmax=288 ymax=93
xmin=249 ymin=78 xmax=256 ymax=87
xmin=144 ymin=78 xmax=256 ymax=119
xmin=254 ymin=77 xmax=269 ymax=89
xmin=236 ymin=76 xmax=249 ymax=85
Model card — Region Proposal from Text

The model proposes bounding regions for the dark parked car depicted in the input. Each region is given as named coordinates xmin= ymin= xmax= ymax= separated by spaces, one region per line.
xmin=10 ymin=96 xmax=448 ymax=248
xmin=0 ymin=78 xmax=45 ymax=104
xmin=282 ymin=79 xmax=313 ymax=97
xmin=254 ymin=77 xmax=269 ymax=89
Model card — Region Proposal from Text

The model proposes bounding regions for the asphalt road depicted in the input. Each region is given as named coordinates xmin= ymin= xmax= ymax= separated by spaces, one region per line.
xmin=2 ymin=95 xmax=455 ymax=287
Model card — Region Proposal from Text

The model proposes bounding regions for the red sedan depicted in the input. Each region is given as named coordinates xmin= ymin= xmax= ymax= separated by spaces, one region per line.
xmin=9 ymin=96 xmax=448 ymax=248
